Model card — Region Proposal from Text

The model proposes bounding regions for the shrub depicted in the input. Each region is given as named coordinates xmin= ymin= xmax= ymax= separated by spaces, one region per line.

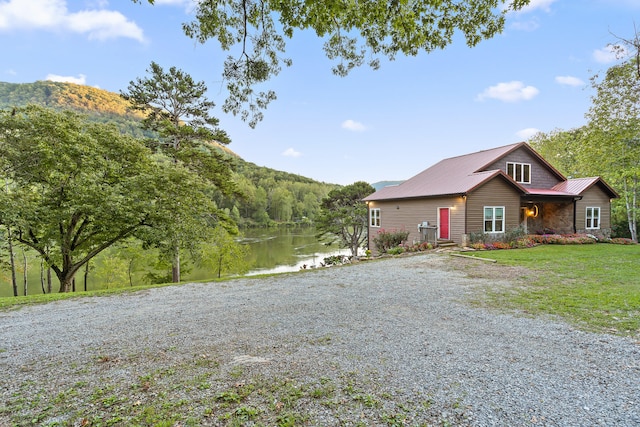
xmin=528 ymin=234 xmax=597 ymax=245
xmin=387 ymin=246 xmax=405 ymax=255
xmin=373 ymin=229 xmax=410 ymax=253
xmin=322 ymin=255 xmax=348 ymax=266
xmin=468 ymin=227 xmax=526 ymax=247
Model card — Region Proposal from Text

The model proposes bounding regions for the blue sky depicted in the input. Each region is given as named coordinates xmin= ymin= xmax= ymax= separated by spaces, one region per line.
xmin=0 ymin=0 xmax=636 ymax=185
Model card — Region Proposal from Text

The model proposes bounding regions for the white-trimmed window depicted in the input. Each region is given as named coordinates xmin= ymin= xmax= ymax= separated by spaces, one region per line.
xmin=484 ymin=206 xmax=505 ymax=233
xmin=586 ymin=207 xmax=600 ymax=229
xmin=370 ymin=208 xmax=381 ymax=227
xmin=506 ymin=162 xmax=531 ymax=184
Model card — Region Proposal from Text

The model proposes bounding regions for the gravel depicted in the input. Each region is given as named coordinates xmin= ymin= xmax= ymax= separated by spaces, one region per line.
xmin=1 ymin=253 xmax=639 ymax=426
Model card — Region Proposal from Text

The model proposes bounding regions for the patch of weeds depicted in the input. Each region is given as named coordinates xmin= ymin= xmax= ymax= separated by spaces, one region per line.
xmin=220 ymin=405 xmax=261 ymax=424
xmin=101 ymin=393 xmax=124 ymax=408
xmin=280 ymin=381 xmax=305 ymax=406
xmin=215 ymin=390 xmax=242 ymax=404
xmin=310 ymin=381 xmax=336 ymax=399
xmin=276 ymin=411 xmax=307 ymax=427
xmin=194 ymin=353 xmax=219 ymax=368
xmin=382 ymin=411 xmax=407 ymax=427
xmin=53 ymin=387 xmax=79 ymax=404
xmin=353 ymin=393 xmax=381 ymax=408
xmin=197 ymin=381 xmax=211 ymax=390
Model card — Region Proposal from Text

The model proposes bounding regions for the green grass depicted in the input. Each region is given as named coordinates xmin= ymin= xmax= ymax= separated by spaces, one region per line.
xmin=469 ymin=244 xmax=640 ymax=337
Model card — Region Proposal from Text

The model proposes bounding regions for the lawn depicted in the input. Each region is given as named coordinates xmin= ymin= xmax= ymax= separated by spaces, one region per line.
xmin=470 ymin=244 xmax=639 ymax=338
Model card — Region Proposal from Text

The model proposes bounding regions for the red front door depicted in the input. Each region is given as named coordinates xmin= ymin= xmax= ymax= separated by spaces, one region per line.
xmin=439 ymin=208 xmax=450 ymax=240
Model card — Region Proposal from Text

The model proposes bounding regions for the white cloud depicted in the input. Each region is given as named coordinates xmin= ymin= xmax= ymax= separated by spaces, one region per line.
xmin=518 ymin=0 xmax=557 ymax=13
xmin=0 ymin=0 xmax=145 ymax=42
xmin=593 ymin=44 xmax=628 ymax=64
xmin=516 ymin=128 xmax=541 ymax=140
xmin=476 ymin=81 xmax=539 ymax=102
xmin=154 ymin=0 xmax=196 ymax=12
xmin=341 ymin=119 xmax=366 ymax=132
xmin=46 ymin=73 xmax=87 ymax=84
xmin=555 ymin=75 xmax=584 ymax=87
xmin=282 ymin=148 xmax=302 ymax=158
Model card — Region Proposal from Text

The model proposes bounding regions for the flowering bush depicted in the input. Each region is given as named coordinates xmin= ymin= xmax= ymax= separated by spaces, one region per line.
xmin=471 ymin=231 xmax=635 ymax=250
xmin=528 ymin=234 xmax=597 ymax=245
xmin=608 ymin=237 xmax=636 ymax=245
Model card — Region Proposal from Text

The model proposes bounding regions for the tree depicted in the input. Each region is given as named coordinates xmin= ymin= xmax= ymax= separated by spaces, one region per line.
xmin=0 ymin=105 xmax=218 ymax=292
xmin=585 ymin=58 xmax=640 ymax=242
xmin=316 ymin=181 xmax=375 ymax=257
xmin=198 ymin=227 xmax=250 ymax=278
xmin=133 ymin=0 xmax=531 ymax=127
xmin=122 ymin=62 xmax=238 ymax=282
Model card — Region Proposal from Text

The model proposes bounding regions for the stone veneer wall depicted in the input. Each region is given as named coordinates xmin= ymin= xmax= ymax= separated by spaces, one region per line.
xmin=543 ymin=202 xmax=574 ymax=234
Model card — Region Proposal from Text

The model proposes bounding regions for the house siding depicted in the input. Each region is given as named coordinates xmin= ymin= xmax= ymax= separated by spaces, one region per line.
xmin=482 ymin=147 xmax=562 ymax=189
xmin=575 ymin=185 xmax=612 ymax=237
xmin=367 ymin=196 xmax=466 ymax=252
xmin=466 ymin=178 xmax=521 ymax=235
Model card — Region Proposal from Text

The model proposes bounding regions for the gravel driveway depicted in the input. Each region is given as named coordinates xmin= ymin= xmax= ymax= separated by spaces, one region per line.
xmin=1 ymin=253 xmax=638 ymax=426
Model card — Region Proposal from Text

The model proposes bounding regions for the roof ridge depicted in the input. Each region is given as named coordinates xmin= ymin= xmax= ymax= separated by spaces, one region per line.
xmin=438 ymin=142 xmax=523 ymax=161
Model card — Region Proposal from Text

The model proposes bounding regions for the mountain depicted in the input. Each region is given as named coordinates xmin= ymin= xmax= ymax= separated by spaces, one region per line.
xmin=0 ymin=81 xmax=239 ymax=156
xmin=371 ymin=180 xmax=405 ymax=191
xmin=0 ymin=81 xmax=339 ymax=225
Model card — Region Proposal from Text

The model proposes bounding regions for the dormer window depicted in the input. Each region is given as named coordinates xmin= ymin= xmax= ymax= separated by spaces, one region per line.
xmin=506 ymin=162 xmax=531 ymax=184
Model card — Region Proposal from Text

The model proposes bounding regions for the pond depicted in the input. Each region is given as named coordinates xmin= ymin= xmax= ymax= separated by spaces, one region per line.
xmin=241 ymin=226 xmax=350 ymax=276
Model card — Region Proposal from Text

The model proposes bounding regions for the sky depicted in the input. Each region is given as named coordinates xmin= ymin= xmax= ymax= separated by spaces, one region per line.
xmin=0 ymin=0 xmax=637 ymax=185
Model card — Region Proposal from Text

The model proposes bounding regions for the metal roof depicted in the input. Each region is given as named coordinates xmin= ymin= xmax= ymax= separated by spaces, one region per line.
xmin=363 ymin=143 xmax=617 ymax=202
xmin=364 ymin=143 xmax=526 ymax=201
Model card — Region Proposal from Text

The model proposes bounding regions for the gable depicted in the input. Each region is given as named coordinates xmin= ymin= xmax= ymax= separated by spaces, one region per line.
xmin=481 ymin=145 xmax=565 ymax=188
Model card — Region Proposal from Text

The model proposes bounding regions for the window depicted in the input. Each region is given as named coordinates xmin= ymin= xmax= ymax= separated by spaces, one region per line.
xmin=484 ymin=206 xmax=505 ymax=233
xmin=370 ymin=208 xmax=380 ymax=227
xmin=586 ymin=207 xmax=600 ymax=229
xmin=506 ymin=162 xmax=531 ymax=184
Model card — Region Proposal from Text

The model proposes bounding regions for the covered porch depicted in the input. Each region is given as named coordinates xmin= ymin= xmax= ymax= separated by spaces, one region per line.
xmin=520 ymin=193 xmax=580 ymax=235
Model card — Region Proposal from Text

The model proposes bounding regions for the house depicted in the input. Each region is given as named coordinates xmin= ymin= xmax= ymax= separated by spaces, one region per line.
xmin=363 ymin=142 xmax=618 ymax=251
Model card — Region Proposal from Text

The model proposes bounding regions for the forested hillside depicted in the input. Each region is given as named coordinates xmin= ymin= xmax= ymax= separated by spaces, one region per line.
xmin=0 ymin=81 xmax=339 ymax=226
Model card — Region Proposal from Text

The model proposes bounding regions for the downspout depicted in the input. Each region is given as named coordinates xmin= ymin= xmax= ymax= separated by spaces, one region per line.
xmin=572 ymin=196 xmax=582 ymax=233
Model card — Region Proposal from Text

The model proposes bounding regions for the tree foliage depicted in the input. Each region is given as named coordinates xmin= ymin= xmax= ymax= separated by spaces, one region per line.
xmin=0 ymin=106 xmax=218 ymax=292
xmin=197 ymin=226 xmax=251 ymax=278
xmin=586 ymin=59 xmax=640 ymax=242
xmin=134 ymin=0 xmax=531 ymax=127
xmin=315 ymin=181 xmax=374 ymax=257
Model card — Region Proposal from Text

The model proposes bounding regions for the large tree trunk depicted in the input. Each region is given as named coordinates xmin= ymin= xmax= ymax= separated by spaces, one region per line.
xmin=22 ymin=248 xmax=27 ymax=296
xmin=40 ymin=258 xmax=46 ymax=294
xmin=172 ymin=246 xmax=180 ymax=283
xmin=7 ymin=227 xmax=18 ymax=297
xmin=84 ymin=261 xmax=90 ymax=292
xmin=623 ymin=178 xmax=638 ymax=242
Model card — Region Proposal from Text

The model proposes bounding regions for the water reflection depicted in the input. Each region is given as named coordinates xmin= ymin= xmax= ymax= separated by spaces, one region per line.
xmin=240 ymin=227 xmax=351 ymax=275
